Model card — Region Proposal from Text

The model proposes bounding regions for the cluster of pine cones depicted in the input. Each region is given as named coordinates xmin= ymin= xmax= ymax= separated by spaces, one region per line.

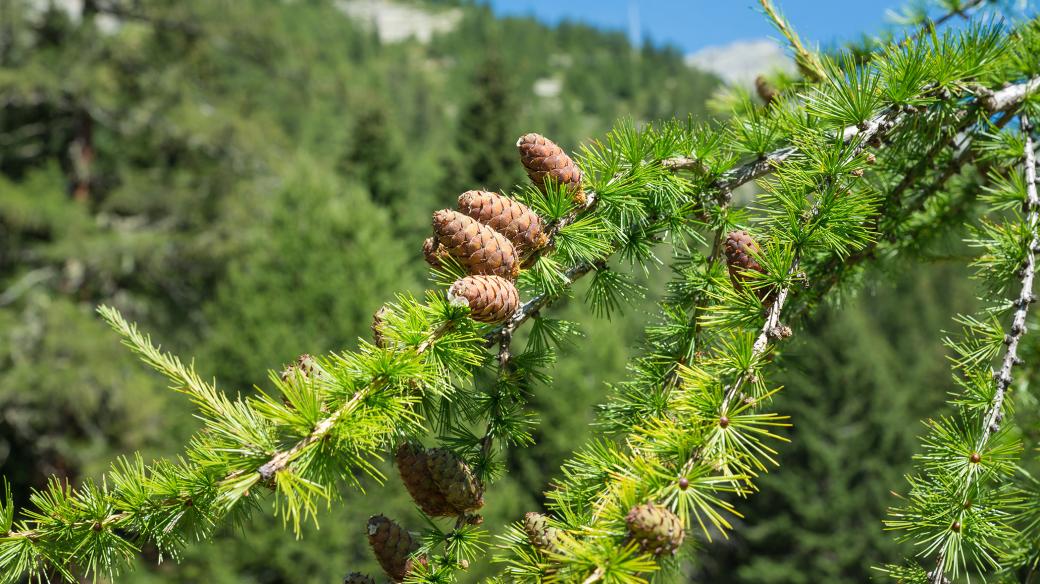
xmin=421 ymin=134 xmax=583 ymax=324
xmin=351 ymin=134 xmax=583 ymax=582
xmin=520 ymin=502 xmax=685 ymax=562
xmin=348 ymin=444 xmax=485 ymax=582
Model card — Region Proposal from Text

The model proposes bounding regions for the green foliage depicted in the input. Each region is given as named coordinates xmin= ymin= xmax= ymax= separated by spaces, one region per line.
xmin=699 ymin=264 xmax=977 ymax=584
xmin=203 ymin=159 xmax=417 ymax=389
xmin=4 ymin=1 xmax=1040 ymax=583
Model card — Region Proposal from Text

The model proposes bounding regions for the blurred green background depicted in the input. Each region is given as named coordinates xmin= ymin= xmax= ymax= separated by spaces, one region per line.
xmin=0 ymin=1 xmax=1005 ymax=582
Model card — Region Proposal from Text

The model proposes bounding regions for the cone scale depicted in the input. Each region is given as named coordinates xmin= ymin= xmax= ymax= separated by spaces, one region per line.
xmin=625 ymin=503 xmax=684 ymax=557
xmin=367 ymin=515 xmax=423 ymax=582
xmin=426 ymin=447 xmax=485 ymax=513
xmin=724 ymin=229 xmax=772 ymax=304
xmin=448 ymin=275 xmax=520 ymax=323
xmin=432 ymin=210 xmax=520 ymax=280
xmin=395 ymin=443 xmax=458 ymax=517
xmin=457 ymin=190 xmax=548 ymax=253
xmin=517 ymin=133 xmax=585 ymax=204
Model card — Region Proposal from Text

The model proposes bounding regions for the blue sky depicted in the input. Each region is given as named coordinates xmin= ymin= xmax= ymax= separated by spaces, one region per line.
xmin=484 ymin=0 xmax=904 ymax=53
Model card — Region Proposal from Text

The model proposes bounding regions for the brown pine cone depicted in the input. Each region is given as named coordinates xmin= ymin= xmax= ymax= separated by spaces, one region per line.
xmin=432 ymin=210 xmax=520 ymax=280
xmin=625 ymin=503 xmax=684 ymax=557
xmin=395 ymin=443 xmax=457 ymax=517
xmin=723 ymin=230 xmax=772 ymax=304
xmin=755 ymin=75 xmax=778 ymax=106
xmin=523 ymin=512 xmax=562 ymax=553
xmin=425 ymin=448 xmax=484 ymax=513
xmin=517 ymin=133 xmax=585 ymax=204
xmin=457 ymin=190 xmax=548 ymax=253
xmin=372 ymin=306 xmax=390 ymax=348
xmin=343 ymin=573 xmax=376 ymax=584
xmin=279 ymin=354 xmax=323 ymax=383
xmin=447 ymin=275 xmax=519 ymax=323
xmin=367 ymin=515 xmax=423 ymax=582
xmin=422 ymin=236 xmax=449 ymax=269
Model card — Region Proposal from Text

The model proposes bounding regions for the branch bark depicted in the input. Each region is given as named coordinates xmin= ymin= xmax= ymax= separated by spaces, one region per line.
xmin=930 ymin=113 xmax=1039 ymax=584
xmin=982 ymin=77 xmax=1040 ymax=113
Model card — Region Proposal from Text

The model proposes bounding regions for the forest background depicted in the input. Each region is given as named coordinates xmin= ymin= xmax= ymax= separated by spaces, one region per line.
xmin=0 ymin=0 xmax=1000 ymax=582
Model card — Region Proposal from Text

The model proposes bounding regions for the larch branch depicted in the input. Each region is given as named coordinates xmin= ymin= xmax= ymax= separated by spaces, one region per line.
xmin=930 ymin=113 xmax=1039 ymax=584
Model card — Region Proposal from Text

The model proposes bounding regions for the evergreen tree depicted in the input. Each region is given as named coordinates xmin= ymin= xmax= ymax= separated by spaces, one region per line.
xmin=340 ymin=97 xmax=409 ymax=209
xmin=443 ymin=49 xmax=525 ymax=194
xmin=202 ymin=158 xmax=417 ymax=390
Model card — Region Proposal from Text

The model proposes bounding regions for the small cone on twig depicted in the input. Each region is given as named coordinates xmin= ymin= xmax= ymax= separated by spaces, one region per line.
xmin=372 ymin=306 xmax=390 ymax=348
xmin=517 ymin=133 xmax=585 ymax=205
xmin=343 ymin=573 xmax=376 ymax=584
xmin=755 ymin=75 xmax=779 ymax=106
xmin=724 ymin=230 xmax=773 ymax=305
xmin=457 ymin=190 xmax=548 ymax=253
xmin=279 ymin=354 xmax=323 ymax=383
xmin=394 ymin=443 xmax=457 ymax=516
xmin=432 ymin=210 xmax=520 ymax=279
xmin=448 ymin=275 xmax=520 ymax=323
xmin=426 ymin=447 xmax=485 ymax=513
xmin=422 ymin=236 xmax=449 ymax=269
xmin=367 ymin=515 xmax=424 ymax=582
xmin=523 ymin=512 xmax=562 ymax=553
xmin=625 ymin=503 xmax=684 ymax=557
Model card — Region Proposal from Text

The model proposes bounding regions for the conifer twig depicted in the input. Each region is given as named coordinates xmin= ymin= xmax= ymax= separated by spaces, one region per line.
xmin=490 ymin=106 xmax=951 ymax=348
xmin=257 ymin=322 xmax=454 ymax=481
xmin=758 ymin=0 xmax=826 ymax=82
xmin=929 ymin=112 xmax=1040 ymax=584
xmin=793 ymin=83 xmax=1031 ymax=321
xmin=911 ymin=0 xmax=988 ymax=41
xmin=682 ymin=107 xmax=901 ymax=478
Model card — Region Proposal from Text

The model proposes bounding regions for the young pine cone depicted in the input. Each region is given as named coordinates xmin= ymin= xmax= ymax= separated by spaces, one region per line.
xmin=343 ymin=573 xmax=376 ymax=584
xmin=422 ymin=236 xmax=449 ymax=269
xmin=426 ymin=447 xmax=485 ymax=513
xmin=724 ymin=230 xmax=772 ymax=304
xmin=755 ymin=75 xmax=778 ymax=106
xmin=367 ymin=515 xmax=423 ymax=582
xmin=432 ymin=210 xmax=520 ymax=280
xmin=279 ymin=354 xmax=322 ymax=383
xmin=395 ymin=443 xmax=457 ymax=516
xmin=457 ymin=190 xmax=548 ymax=253
xmin=372 ymin=305 xmax=390 ymax=348
xmin=448 ymin=275 xmax=520 ymax=323
xmin=523 ymin=512 xmax=562 ymax=553
xmin=517 ymin=133 xmax=585 ymax=205
xmin=625 ymin=503 xmax=684 ymax=557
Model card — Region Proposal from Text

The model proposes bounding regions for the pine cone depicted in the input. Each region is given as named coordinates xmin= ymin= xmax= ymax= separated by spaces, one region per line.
xmin=422 ymin=236 xmax=448 ymax=269
xmin=523 ymin=512 xmax=562 ymax=552
xmin=723 ymin=230 xmax=772 ymax=304
xmin=367 ymin=515 xmax=423 ymax=582
xmin=343 ymin=573 xmax=376 ymax=584
xmin=279 ymin=354 xmax=322 ymax=382
xmin=394 ymin=443 xmax=457 ymax=516
xmin=755 ymin=75 xmax=778 ymax=106
xmin=426 ymin=448 xmax=484 ymax=513
xmin=625 ymin=503 xmax=684 ymax=557
xmin=517 ymin=133 xmax=585 ymax=205
xmin=432 ymin=210 xmax=520 ymax=280
xmin=447 ymin=275 xmax=519 ymax=323
xmin=457 ymin=190 xmax=548 ymax=253
xmin=372 ymin=306 xmax=390 ymax=348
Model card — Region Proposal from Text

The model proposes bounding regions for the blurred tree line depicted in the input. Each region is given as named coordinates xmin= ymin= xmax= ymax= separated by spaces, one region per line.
xmin=0 ymin=1 xmax=988 ymax=582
